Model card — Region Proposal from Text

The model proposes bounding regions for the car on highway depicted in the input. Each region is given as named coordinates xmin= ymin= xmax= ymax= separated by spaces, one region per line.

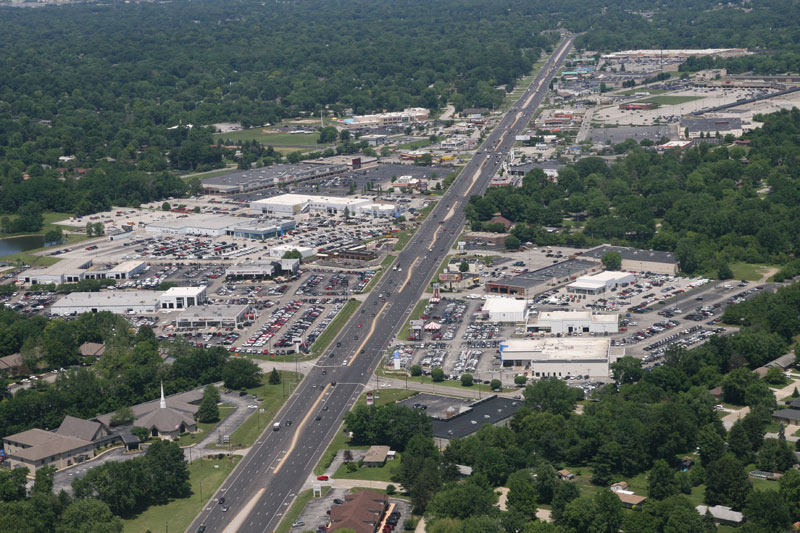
xmin=292 ymin=521 xmax=305 ymax=528
xmin=197 ymin=526 xmax=207 ymax=532
xmin=285 ymin=420 xmax=292 ymax=426
xmin=357 ymin=323 xmax=362 ymax=328
xmin=317 ymin=475 xmax=329 ymax=481
xmin=218 ymin=498 xmax=225 ymax=505
xmin=315 ymin=415 xmax=322 ymax=421
xmin=221 ymin=506 xmax=230 ymax=512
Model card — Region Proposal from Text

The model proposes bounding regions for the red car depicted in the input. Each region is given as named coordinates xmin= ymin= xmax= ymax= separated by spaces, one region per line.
xmin=317 ymin=475 xmax=329 ymax=481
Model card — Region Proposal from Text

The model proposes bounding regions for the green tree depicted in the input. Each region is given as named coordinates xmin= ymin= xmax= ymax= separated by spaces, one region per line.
xmin=269 ymin=367 xmax=281 ymax=385
xmin=507 ymin=470 xmax=537 ymax=519
xmin=490 ymin=379 xmax=501 ymax=391
xmin=744 ymin=490 xmax=791 ymax=532
xmin=460 ymin=373 xmax=474 ymax=387
xmin=717 ymin=262 xmax=733 ymax=280
xmin=514 ymin=375 xmax=527 ymax=386
xmin=648 ymin=459 xmax=678 ymax=500
xmin=427 ymin=481 xmax=497 ymax=520
xmin=532 ymin=463 xmax=557 ymax=505
xmin=601 ymin=251 xmax=622 ymax=270
xmin=697 ymin=425 xmax=725 ymax=466
xmin=131 ymin=426 xmax=150 ymax=442
xmin=551 ymin=480 xmax=580 ymax=522
xmin=58 ymin=498 xmax=124 ymax=533
xmin=221 ymin=357 xmax=262 ymax=390
xmin=85 ymin=222 xmax=93 ymax=237
xmin=31 ymin=465 xmax=55 ymax=495
xmin=110 ymin=406 xmax=135 ymax=427
xmin=44 ymin=227 xmax=63 ymax=245
xmin=162 ymin=202 xmax=171 ymax=211
xmin=523 ymin=378 xmax=581 ymax=416
xmin=778 ymin=468 xmax=800 ymax=521
xmin=610 ymin=355 xmax=643 ymax=384
xmin=282 ymin=249 xmax=303 ymax=260
xmin=431 ymin=367 xmax=445 ymax=382
xmin=196 ymin=384 xmax=220 ymax=423
xmin=505 ymin=235 xmax=521 ymax=250
xmin=410 ymin=365 xmax=423 ymax=377
xmin=144 ymin=440 xmax=191 ymax=503
xmin=92 ymin=222 xmax=104 ymax=236
xmin=459 ymin=261 xmax=469 ymax=273
xmin=705 ymin=454 xmax=751 ymax=510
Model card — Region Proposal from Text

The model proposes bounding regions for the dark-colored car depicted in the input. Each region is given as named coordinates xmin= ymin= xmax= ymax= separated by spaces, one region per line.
xmin=218 ymin=498 xmax=225 ymax=505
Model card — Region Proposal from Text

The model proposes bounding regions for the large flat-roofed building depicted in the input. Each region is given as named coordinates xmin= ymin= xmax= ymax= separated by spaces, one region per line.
xmin=566 ymin=271 xmax=636 ymax=295
xmin=18 ymin=258 xmax=94 ymax=285
xmin=337 ymin=107 xmax=429 ymax=128
xmin=176 ymin=304 xmax=250 ymax=329
xmin=158 ymin=286 xmax=207 ymax=310
xmin=528 ymin=311 xmax=619 ymax=335
xmin=499 ymin=337 xmax=623 ymax=378
xmin=269 ymin=244 xmax=315 ymax=258
xmin=429 ymin=396 xmax=524 ymax=447
xmin=146 ymin=214 xmax=241 ymax=237
xmin=50 ymin=291 xmax=160 ymax=316
xmin=680 ymin=117 xmax=743 ymax=138
xmin=485 ymin=259 xmax=598 ymax=299
xmin=102 ymin=260 xmax=146 ymax=280
xmin=579 ymin=245 xmax=678 ymax=275
xmin=232 ymin=219 xmax=295 ymax=240
xmin=201 ymin=163 xmax=347 ymax=195
xmin=251 ymin=194 xmax=402 ymax=219
xmin=225 ymin=262 xmax=275 ymax=279
xmin=483 ymin=298 xmax=529 ymax=323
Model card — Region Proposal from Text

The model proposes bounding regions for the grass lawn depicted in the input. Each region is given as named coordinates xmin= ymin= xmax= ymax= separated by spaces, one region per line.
xmin=728 ymin=262 xmax=778 ymax=281
xmin=396 ymin=298 xmax=430 ymax=341
xmin=356 ymin=388 xmax=417 ymax=407
xmin=178 ymin=166 xmax=237 ymax=181
xmin=122 ymin=456 xmax=240 ymax=533
xmin=393 ymin=229 xmax=415 ymax=251
xmin=176 ymin=405 xmax=235 ymax=447
xmin=636 ymin=95 xmax=701 ymax=106
xmin=214 ymin=128 xmax=323 ymax=146
xmin=751 ymin=478 xmax=780 ymax=492
xmin=380 ymin=370 xmax=512 ymax=394
xmin=310 ymin=299 xmax=361 ymax=357
xmin=333 ymin=457 xmax=402 ymax=482
xmin=222 ymin=371 xmax=301 ymax=449
xmin=395 ymin=138 xmax=433 ymax=151
xmin=274 ymin=487 xmax=331 ymax=533
xmin=361 ymin=255 xmax=396 ymax=293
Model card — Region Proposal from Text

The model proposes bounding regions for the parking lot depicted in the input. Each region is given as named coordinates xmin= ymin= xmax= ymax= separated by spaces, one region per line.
xmin=289 ymin=488 xmax=411 ymax=533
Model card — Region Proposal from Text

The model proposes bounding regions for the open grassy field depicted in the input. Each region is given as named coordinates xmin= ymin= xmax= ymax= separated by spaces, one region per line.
xmin=122 ymin=455 xmax=240 ymax=533
xmin=178 ymin=165 xmax=238 ymax=181
xmin=223 ymin=370 xmax=301 ymax=449
xmin=334 ymin=456 xmax=402 ymax=482
xmin=619 ymin=88 xmax=670 ymax=96
xmin=214 ymin=128 xmax=323 ymax=146
xmin=637 ymin=95 xmax=702 ymax=106
xmin=176 ymin=405 xmax=235 ymax=447
xmin=729 ymin=262 xmax=779 ymax=282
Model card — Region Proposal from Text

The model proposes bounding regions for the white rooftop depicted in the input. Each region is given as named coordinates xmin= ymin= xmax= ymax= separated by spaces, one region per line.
xmin=500 ymin=338 xmax=610 ymax=361
xmin=51 ymin=290 xmax=159 ymax=309
xmin=585 ymin=271 xmax=631 ymax=281
xmin=483 ymin=298 xmax=527 ymax=313
xmin=535 ymin=311 xmax=618 ymax=324
xmin=163 ymin=286 xmax=206 ymax=298
xmin=148 ymin=214 xmax=241 ymax=230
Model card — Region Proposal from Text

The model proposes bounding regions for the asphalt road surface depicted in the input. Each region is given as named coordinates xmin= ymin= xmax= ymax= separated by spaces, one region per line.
xmin=189 ymin=35 xmax=575 ymax=533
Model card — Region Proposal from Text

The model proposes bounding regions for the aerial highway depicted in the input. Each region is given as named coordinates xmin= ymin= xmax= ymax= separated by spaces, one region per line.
xmin=189 ymin=34 xmax=575 ymax=533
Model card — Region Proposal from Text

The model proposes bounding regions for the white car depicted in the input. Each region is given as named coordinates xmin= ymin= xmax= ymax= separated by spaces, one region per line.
xmin=247 ymin=404 xmax=258 ymax=409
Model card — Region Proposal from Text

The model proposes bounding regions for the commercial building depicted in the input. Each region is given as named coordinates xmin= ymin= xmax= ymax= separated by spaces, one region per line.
xmin=50 ymin=291 xmax=160 ymax=316
xmin=328 ymin=490 xmax=389 ymax=533
xmin=158 ymin=286 xmax=207 ymax=310
xmin=102 ymin=260 xmax=146 ymax=280
xmin=579 ymin=245 xmax=678 ymax=275
xmin=430 ymin=396 xmax=524 ymax=447
xmin=201 ymin=163 xmax=347 ymax=194
xmin=528 ymin=311 xmax=619 ymax=335
xmin=225 ymin=262 xmax=276 ymax=279
xmin=250 ymin=194 xmax=403 ymax=219
xmin=269 ymin=244 xmax=315 ymax=258
xmin=18 ymin=258 xmax=94 ymax=285
xmin=176 ymin=304 xmax=251 ymax=329
xmin=232 ymin=219 xmax=296 ymax=240
xmin=337 ymin=107 xmax=429 ymax=128
xmin=485 ymin=259 xmax=598 ymax=299
xmin=146 ymin=214 xmax=242 ymax=237
xmin=482 ymin=298 xmax=529 ymax=323
xmin=499 ymin=337 xmax=624 ymax=378
xmin=680 ymin=117 xmax=743 ymax=138
xmin=566 ymin=271 xmax=636 ymax=295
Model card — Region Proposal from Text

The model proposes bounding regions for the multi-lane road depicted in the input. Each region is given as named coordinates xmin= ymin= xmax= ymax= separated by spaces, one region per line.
xmin=189 ymin=34 xmax=575 ymax=533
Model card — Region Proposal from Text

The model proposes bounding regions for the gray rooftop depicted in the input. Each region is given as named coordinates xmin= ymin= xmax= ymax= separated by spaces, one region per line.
xmin=201 ymin=163 xmax=345 ymax=190
xmin=488 ymin=258 xmax=597 ymax=290
xmin=680 ymin=117 xmax=742 ymax=132
xmin=177 ymin=304 xmax=250 ymax=321
xmin=580 ymin=245 xmax=677 ymax=266
xmin=51 ymin=290 xmax=159 ymax=309
xmin=431 ymin=396 xmax=523 ymax=440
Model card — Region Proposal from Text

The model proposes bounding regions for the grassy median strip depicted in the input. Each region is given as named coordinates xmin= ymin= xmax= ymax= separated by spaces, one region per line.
xmin=275 ymin=486 xmax=331 ymax=533
xmin=361 ymin=255 xmax=396 ymax=293
xmin=310 ymin=298 xmax=361 ymax=357
xmin=122 ymin=456 xmax=240 ymax=533
xmin=396 ymin=298 xmax=430 ymax=341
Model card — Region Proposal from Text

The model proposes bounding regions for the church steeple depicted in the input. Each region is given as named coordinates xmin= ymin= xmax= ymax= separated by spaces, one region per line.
xmin=160 ymin=381 xmax=166 ymax=409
